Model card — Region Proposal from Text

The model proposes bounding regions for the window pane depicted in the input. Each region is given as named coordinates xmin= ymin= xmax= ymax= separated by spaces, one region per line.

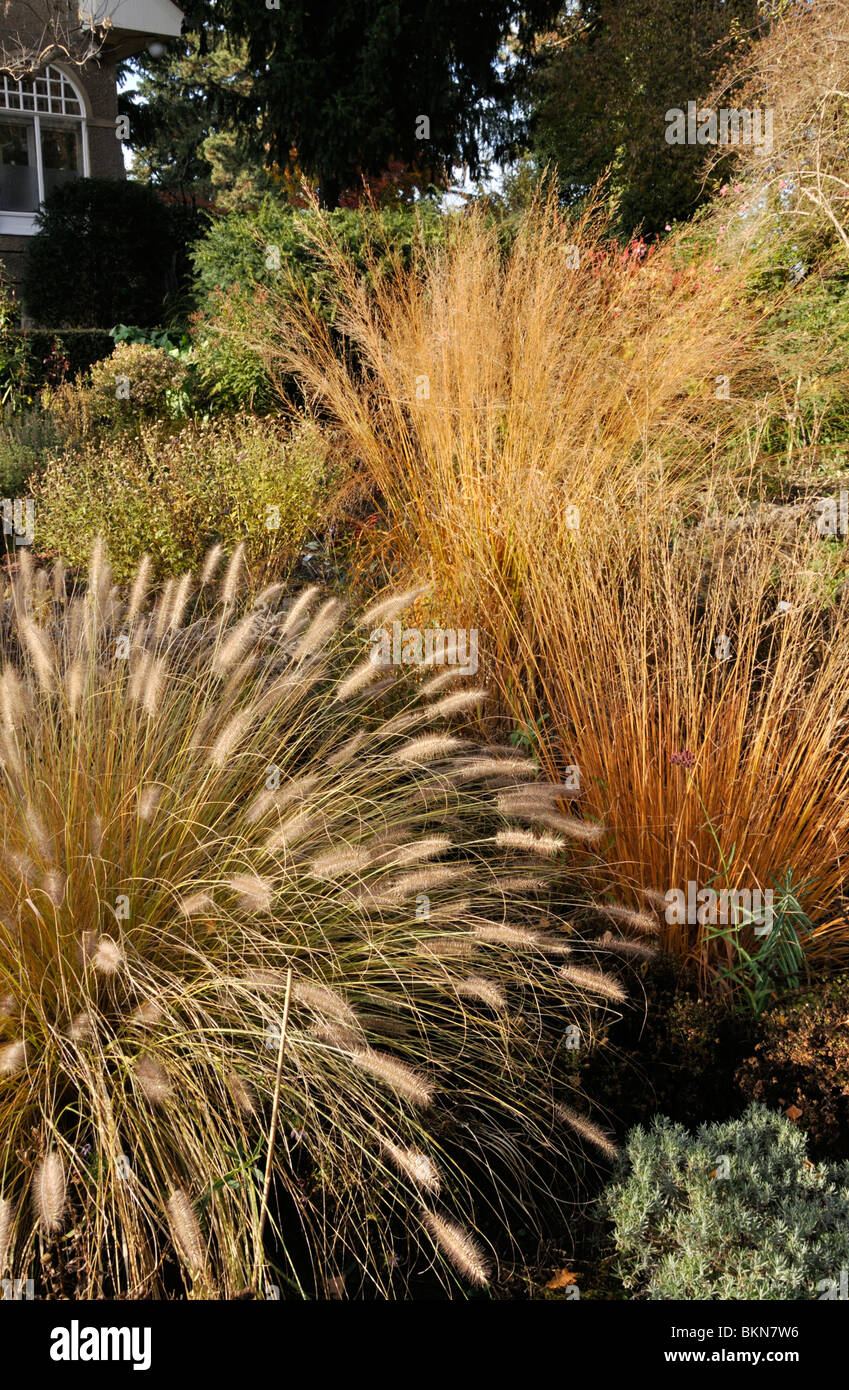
xmin=41 ymin=124 xmax=80 ymax=196
xmin=0 ymin=121 xmax=37 ymax=211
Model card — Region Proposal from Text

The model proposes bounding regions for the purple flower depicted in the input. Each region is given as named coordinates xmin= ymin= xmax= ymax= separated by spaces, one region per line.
xmin=670 ymin=749 xmax=697 ymax=769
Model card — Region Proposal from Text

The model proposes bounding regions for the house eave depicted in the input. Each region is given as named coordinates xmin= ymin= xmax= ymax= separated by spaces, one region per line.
xmin=85 ymin=0 xmax=184 ymax=55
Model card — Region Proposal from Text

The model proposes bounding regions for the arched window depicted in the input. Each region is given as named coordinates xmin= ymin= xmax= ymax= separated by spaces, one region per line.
xmin=0 ymin=66 xmax=88 ymax=233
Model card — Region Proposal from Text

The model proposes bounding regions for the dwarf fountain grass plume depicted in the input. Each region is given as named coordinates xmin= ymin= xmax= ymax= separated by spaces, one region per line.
xmin=422 ymin=1211 xmax=491 ymax=1287
xmin=33 ymin=1152 xmax=67 ymax=1233
xmin=0 ymin=543 xmax=626 ymax=1299
xmin=166 ymin=1189 xmax=208 ymax=1277
xmin=555 ymin=1104 xmax=618 ymax=1161
xmin=0 ymin=1194 xmax=13 ymax=1272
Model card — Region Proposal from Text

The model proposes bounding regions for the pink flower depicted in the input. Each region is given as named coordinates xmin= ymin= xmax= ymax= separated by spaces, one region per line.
xmin=670 ymin=749 xmax=697 ymax=769
xmin=719 ymin=185 xmax=729 ymax=196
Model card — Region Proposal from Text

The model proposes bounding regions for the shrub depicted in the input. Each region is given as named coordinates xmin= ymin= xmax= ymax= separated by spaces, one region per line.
xmin=0 ymin=547 xmax=627 ymax=1296
xmin=33 ymin=415 xmax=331 ymax=581
xmin=22 ymin=180 xmax=195 ymax=330
xmin=191 ymin=196 xmax=449 ymax=317
xmin=736 ymin=974 xmax=849 ymax=1160
xmin=604 ymin=1104 xmax=849 ymax=1299
xmin=189 ymin=198 xmax=454 ymax=412
xmin=0 ymin=407 xmax=61 ymax=497
xmin=190 ymin=291 xmax=273 ymax=413
xmin=87 ymin=342 xmax=190 ymax=423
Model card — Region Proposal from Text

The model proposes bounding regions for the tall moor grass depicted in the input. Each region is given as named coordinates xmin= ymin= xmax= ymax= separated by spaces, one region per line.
xmin=244 ymin=192 xmax=849 ymax=981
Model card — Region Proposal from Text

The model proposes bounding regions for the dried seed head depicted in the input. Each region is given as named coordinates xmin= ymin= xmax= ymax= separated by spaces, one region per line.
xmin=350 ymin=1048 xmax=434 ymax=1107
xmin=129 ymin=1000 xmax=164 ymax=1028
xmin=41 ymin=870 xmax=65 ymax=908
xmin=138 ymin=784 xmax=162 ymax=823
xmin=227 ymin=1074 xmax=256 ymax=1116
xmin=219 ymin=543 xmax=245 ymax=606
xmin=593 ymin=902 xmax=660 ymax=935
xmin=386 ymin=836 xmax=452 ymax=868
xmin=33 ymin=1152 xmax=67 ymax=1233
xmin=597 ymin=931 xmax=657 ymax=961
xmin=169 ymin=573 xmax=194 ymax=630
xmin=294 ymin=598 xmax=344 ymax=659
xmin=23 ymin=806 xmax=53 ymax=861
xmin=166 ymin=1188 xmax=207 ymax=1273
xmin=142 ymin=656 xmax=167 ymax=718
xmin=473 ymin=922 xmax=544 ymax=950
xmin=134 ymin=1055 xmax=172 ymax=1105
xmin=126 ymin=554 xmax=153 ymax=623
xmin=293 ymin=979 xmax=357 ymax=1025
xmin=0 ymin=665 xmax=30 ymax=731
xmin=559 ymin=963 xmax=626 ymax=1003
xmin=394 ymin=734 xmax=463 ymax=765
xmin=422 ymin=936 xmax=475 ymax=960
xmin=494 ymin=828 xmax=564 ymax=858
xmin=425 ymin=688 xmax=488 ymax=719
xmin=93 ymin=936 xmax=124 ymax=975
xmin=381 ymin=1138 xmax=440 ymax=1193
xmin=359 ymin=585 xmax=429 ymax=629
xmin=0 ymin=1196 xmax=13 ymax=1273
xmin=422 ymin=1210 xmax=490 ymax=1287
xmin=178 ymin=891 xmax=214 ymax=919
xmin=20 ymin=620 xmax=55 ymax=694
xmin=280 ymin=585 xmax=319 ymax=636
xmin=199 ymin=544 xmax=223 ymax=587
xmin=334 ymin=658 xmax=385 ymax=702
xmin=380 ymin=866 xmax=467 ymax=902
xmin=0 ymin=1039 xmax=26 ymax=1075
xmin=208 ymin=708 xmax=254 ymax=769
xmin=228 ymin=873 xmax=274 ymax=913
xmin=457 ymin=976 xmax=507 ymax=1010
xmin=556 ymin=1103 xmax=618 ymax=1160
xmin=309 ymin=848 xmax=371 ymax=881
xmin=214 ymin=613 xmax=257 ymax=675
xmin=450 ymin=756 xmax=535 ymax=782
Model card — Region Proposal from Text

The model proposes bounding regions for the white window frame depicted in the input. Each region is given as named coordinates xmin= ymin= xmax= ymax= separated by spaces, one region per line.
xmin=0 ymin=66 xmax=89 ymax=235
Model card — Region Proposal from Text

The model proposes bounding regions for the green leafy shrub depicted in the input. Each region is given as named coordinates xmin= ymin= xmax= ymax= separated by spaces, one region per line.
xmin=191 ymin=197 xmax=449 ymax=315
xmin=87 ymin=342 xmax=190 ymax=424
xmin=604 ymin=1105 xmax=849 ymax=1299
xmin=0 ymin=407 xmax=62 ymax=496
xmin=0 ymin=275 xmax=32 ymax=412
xmin=33 ymin=414 xmax=333 ymax=580
xmin=22 ymin=180 xmax=199 ymax=330
xmin=736 ymin=974 xmax=849 ymax=1160
xmin=189 ymin=199 xmax=453 ymax=412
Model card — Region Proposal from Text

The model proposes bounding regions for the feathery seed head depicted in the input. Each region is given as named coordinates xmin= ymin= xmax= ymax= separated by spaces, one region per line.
xmin=33 ymin=1152 xmax=67 ymax=1233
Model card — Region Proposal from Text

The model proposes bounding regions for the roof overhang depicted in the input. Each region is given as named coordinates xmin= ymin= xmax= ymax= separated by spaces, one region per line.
xmin=84 ymin=0 xmax=184 ymax=59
